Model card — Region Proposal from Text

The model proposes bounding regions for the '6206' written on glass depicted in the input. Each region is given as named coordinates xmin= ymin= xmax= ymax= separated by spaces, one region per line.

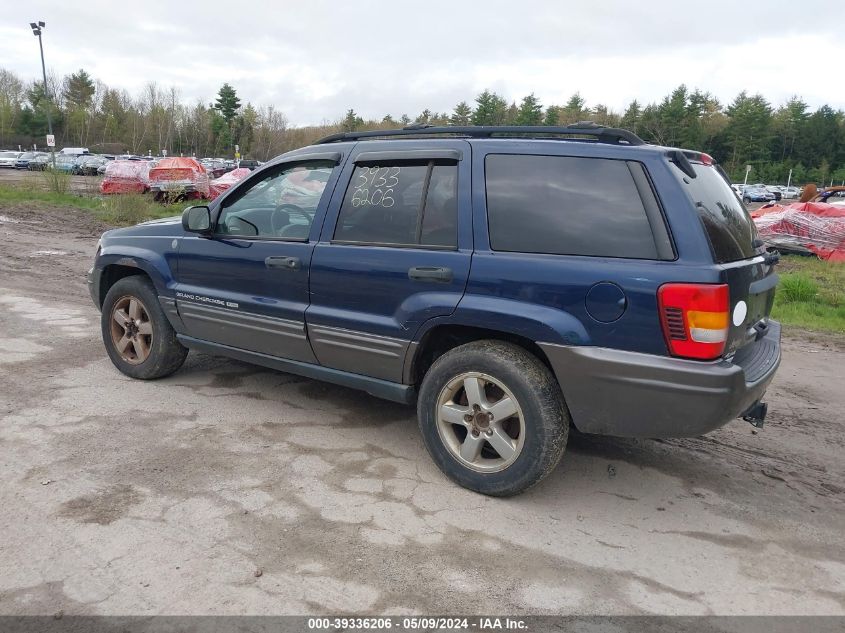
xmin=351 ymin=166 xmax=401 ymax=208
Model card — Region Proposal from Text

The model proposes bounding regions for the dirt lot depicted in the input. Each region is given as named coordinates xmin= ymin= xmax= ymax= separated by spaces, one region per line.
xmin=0 ymin=202 xmax=843 ymax=617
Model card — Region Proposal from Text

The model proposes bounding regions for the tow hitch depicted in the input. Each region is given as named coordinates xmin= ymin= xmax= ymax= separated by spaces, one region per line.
xmin=742 ymin=402 xmax=768 ymax=428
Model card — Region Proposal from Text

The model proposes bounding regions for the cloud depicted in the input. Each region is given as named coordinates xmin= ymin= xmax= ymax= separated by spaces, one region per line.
xmin=4 ymin=0 xmax=843 ymax=125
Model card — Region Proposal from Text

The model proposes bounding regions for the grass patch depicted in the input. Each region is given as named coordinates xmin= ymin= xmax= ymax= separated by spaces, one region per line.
xmin=40 ymin=169 xmax=72 ymax=194
xmin=0 ymin=184 xmax=195 ymax=226
xmin=772 ymin=255 xmax=845 ymax=333
xmin=0 ymin=184 xmax=101 ymax=210
xmin=779 ymin=273 xmax=819 ymax=303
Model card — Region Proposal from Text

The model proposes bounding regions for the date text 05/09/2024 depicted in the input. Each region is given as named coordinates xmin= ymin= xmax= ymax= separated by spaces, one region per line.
xmin=306 ymin=616 xmax=528 ymax=630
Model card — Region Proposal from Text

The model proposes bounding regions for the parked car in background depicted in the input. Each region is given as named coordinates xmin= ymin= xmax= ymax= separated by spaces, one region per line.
xmin=28 ymin=154 xmax=51 ymax=170
xmin=780 ymin=186 xmax=800 ymax=199
xmin=237 ymin=159 xmax=261 ymax=170
xmin=14 ymin=151 xmax=48 ymax=169
xmin=75 ymin=155 xmax=109 ymax=176
xmin=50 ymin=154 xmax=80 ymax=173
xmin=763 ymin=185 xmax=782 ymax=201
xmin=59 ymin=147 xmax=90 ymax=156
xmin=148 ymin=156 xmax=210 ymax=200
xmin=99 ymin=160 xmax=152 ymax=194
xmin=201 ymin=159 xmax=228 ymax=178
xmin=0 ymin=151 xmax=22 ymax=168
xmin=741 ymin=184 xmax=775 ymax=203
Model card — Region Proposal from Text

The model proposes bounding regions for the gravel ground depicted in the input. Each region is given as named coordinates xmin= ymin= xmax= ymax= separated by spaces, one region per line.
xmin=0 ymin=203 xmax=843 ymax=617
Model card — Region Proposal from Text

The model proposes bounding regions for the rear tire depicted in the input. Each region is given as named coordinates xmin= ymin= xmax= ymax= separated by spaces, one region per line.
xmin=101 ymin=275 xmax=188 ymax=380
xmin=417 ymin=340 xmax=569 ymax=496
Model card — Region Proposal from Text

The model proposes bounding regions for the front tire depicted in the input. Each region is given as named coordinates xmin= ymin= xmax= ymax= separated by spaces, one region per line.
xmin=417 ymin=341 xmax=569 ymax=496
xmin=101 ymin=276 xmax=188 ymax=380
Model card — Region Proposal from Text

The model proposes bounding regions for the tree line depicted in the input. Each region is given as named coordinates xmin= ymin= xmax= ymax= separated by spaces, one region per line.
xmin=1 ymin=66 xmax=843 ymax=184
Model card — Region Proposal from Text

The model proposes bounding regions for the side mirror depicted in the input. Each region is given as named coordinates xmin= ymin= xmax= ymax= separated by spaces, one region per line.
xmin=182 ymin=206 xmax=211 ymax=234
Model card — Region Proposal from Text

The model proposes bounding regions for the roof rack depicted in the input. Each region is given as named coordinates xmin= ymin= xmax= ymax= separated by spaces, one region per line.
xmin=315 ymin=121 xmax=646 ymax=146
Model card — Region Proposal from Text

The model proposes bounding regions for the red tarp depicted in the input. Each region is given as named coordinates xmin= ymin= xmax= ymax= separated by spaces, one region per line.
xmin=99 ymin=160 xmax=151 ymax=195
xmin=208 ymin=168 xmax=251 ymax=200
xmin=148 ymin=157 xmax=209 ymax=197
xmin=752 ymin=201 xmax=845 ymax=262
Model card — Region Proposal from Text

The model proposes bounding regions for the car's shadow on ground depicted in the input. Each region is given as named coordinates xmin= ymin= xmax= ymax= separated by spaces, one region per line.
xmin=170 ymin=353 xmax=742 ymax=501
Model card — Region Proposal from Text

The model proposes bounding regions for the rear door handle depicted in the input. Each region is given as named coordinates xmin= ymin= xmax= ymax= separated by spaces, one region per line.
xmin=265 ymin=256 xmax=300 ymax=270
xmin=408 ymin=266 xmax=452 ymax=283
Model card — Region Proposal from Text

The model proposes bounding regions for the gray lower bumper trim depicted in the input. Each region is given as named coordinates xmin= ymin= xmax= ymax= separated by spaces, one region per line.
xmin=539 ymin=321 xmax=781 ymax=438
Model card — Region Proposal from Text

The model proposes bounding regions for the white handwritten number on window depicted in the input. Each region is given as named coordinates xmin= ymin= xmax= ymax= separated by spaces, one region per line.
xmin=351 ymin=166 xmax=400 ymax=208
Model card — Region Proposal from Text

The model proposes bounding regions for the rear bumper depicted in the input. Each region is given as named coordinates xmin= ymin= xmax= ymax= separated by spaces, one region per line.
xmin=539 ymin=320 xmax=781 ymax=438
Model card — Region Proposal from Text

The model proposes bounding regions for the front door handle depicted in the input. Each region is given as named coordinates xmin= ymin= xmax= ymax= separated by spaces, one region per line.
xmin=265 ymin=256 xmax=300 ymax=270
xmin=408 ymin=266 xmax=452 ymax=283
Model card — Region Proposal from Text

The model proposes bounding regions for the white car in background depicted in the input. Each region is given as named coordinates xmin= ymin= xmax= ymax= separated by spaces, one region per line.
xmin=780 ymin=186 xmax=801 ymax=199
xmin=0 ymin=150 xmax=22 ymax=167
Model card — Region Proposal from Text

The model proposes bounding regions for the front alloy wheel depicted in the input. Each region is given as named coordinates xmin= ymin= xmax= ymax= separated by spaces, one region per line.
xmin=109 ymin=295 xmax=153 ymax=364
xmin=100 ymin=275 xmax=188 ymax=380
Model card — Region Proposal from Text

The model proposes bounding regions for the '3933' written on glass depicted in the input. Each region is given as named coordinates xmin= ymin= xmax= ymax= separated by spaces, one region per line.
xmin=350 ymin=166 xmax=401 ymax=208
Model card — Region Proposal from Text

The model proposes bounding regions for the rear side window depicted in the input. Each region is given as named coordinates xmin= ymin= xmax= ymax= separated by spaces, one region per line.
xmin=334 ymin=161 xmax=457 ymax=248
xmin=485 ymin=155 xmax=660 ymax=259
xmin=685 ymin=164 xmax=757 ymax=263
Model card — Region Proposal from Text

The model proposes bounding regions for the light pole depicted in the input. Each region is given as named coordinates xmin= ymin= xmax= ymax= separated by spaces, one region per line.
xmin=29 ymin=20 xmax=55 ymax=167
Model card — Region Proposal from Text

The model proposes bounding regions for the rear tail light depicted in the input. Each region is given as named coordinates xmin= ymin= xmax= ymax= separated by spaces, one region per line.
xmin=658 ymin=283 xmax=729 ymax=360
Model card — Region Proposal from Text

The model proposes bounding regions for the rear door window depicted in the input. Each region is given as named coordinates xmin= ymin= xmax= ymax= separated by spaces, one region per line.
xmin=334 ymin=161 xmax=458 ymax=248
xmin=684 ymin=164 xmax=757 ymax=262
xmin=485 ymin=154 xmax=662 ymax=259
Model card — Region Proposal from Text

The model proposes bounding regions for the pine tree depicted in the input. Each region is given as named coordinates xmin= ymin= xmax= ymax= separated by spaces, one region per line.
xmin=450 ymin=101 xmax=472 ymax=125
xmin=772 ymin=97 xmax=808 ymax=162
xmin=342 ymin=109 xmax=363 ymax=132
xmin=543 ymin=106 xmax=560 ymax=126
xmin=63 ymin=69 xmax=95 ymax=108
xmin=723 ymin=91 xmax=773 ymax=168
xmin=515 ymin=93 xmax=543 ymax=126
xmin=620 ymin=100 xmax=642 ymax=134
xmin=472 ymin=90 xmax=507 ymax=126
xmin=214 ymin=83 xmax=241 ymax=124
xmin=416 ymin=109 xmax=433 ymax=123
xmin=560 ymin=93 xmax=586 ymax=124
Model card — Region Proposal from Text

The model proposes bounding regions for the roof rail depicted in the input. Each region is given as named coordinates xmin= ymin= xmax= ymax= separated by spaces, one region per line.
xmin=315 ymin=122 xmax=646 ymax=146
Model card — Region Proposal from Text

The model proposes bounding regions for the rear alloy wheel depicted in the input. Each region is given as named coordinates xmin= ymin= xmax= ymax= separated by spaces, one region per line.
xmin=101 ymin=275 xmax=188 ymax=380
xmin=436 ymin=371 xmax=526 ymax=473
xmin=418 ymin=340 xmax=569 ymax=496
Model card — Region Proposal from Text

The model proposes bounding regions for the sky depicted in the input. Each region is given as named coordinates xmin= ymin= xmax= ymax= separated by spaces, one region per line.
xmin=2 ymin=1 xmax=844 ymax=126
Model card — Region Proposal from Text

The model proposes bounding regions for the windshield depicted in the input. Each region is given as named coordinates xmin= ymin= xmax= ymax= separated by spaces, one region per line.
xmin=684 ymin=164 xmax=758 ymax=262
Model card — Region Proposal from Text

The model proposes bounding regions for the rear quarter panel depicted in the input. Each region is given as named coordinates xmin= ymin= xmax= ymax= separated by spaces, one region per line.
xmin=455 ymin=141 xmax=720 ymax=355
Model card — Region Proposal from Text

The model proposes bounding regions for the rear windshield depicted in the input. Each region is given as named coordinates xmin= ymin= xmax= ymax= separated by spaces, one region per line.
xmin=684 ymin=164 xmax=757 ymax=262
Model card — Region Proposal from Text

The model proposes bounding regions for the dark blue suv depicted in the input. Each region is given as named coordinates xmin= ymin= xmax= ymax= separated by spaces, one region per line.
xmin=88 ymin=124 xmax=781 ymax=496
